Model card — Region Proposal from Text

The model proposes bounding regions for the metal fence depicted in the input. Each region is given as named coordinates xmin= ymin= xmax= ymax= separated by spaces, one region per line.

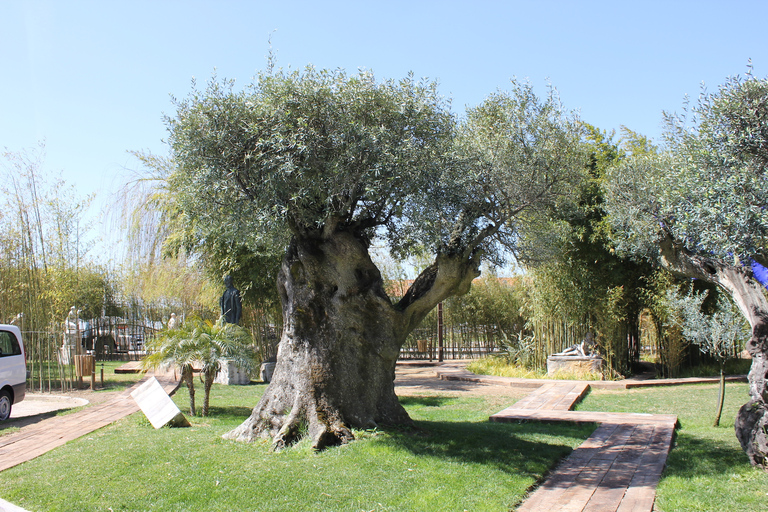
xmin=20 ymin=304 xmax=515 ymax=392
xmin=399 ymin=303 xmax=505 ymax=361
xmin=22 ymin=320 xmax=158 ymax=392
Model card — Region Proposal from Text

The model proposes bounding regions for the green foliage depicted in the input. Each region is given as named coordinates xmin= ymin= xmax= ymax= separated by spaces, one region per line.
xmin=445 ymin=273 xmax=527 ymax=349
xmin=0 ymin=144 xmax=107 ymax=330
xmin=521 ymin=124 xmax=657 ymax=375
xmin=664 ymin=287 xmax=749 ymax=365
xmin=0 ymin=145 xmax=136 ymax=392
xmin=418 ymin=79 xmax=586 ymax=263
xmin=606 ymin=68 xmax=768 ymax=264
xmin=604 ymin=69 xmax=768 ymax=390
xmin=640 ymin=270 xmax=692 ymax=378
xmin=117 ymin=255 xmax=220 ymax=321
xmin=119 ymin=153 xmax=252 ymax=315
xmin=495 ymin=329 xmax=538 ymax=369
xmin=165 ymin=67 xmax=587 ymax=303
xmin=603 ymin=151 xmax=672 ymax=258
xmin=664 ymin=67 xmax=768 ymax=263
xmin=144 ymin=316 xmax=258 ymax=416
xmin=662 ymin=286 xmax=749 ymax=425
xmin=42 ymin=265 xmax=114 ymax=321
xmin=393 ymin=273 xmax=532 ymax=360
xmin=167 ymin=66 xmax=453 ymax=252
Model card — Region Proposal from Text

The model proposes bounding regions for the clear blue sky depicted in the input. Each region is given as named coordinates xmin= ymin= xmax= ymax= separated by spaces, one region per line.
xmin=2 ymin=0 xmax=767 ymax=236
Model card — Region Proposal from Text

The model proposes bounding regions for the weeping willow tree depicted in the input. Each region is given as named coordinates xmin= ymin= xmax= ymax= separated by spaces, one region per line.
xmin=119 ymin=150 xmax=283 ymax=358
xmin=113 ymin=154 xmax=219 ymax=323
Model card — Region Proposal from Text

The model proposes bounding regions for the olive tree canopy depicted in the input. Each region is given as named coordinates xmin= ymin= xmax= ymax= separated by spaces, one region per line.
xmin=165 ymin=66 xmax=586 ymax=449
xmin=605 ymin=69 xmax=768 ymax=466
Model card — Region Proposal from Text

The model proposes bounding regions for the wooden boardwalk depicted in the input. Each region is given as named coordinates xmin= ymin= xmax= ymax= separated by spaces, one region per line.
xmin=0 ymin=372 xmax=178 ymax=473
xmin=438 ymin=364 xmax=679 ymax=512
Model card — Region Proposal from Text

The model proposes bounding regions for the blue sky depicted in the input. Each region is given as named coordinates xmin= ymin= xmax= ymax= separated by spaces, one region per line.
xmin=2 ymin=0 xmax=767 ymax=247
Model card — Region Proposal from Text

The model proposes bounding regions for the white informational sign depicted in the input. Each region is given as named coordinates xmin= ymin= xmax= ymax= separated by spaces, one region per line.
xmin=130 ymin=377 xmax=190 ymax=428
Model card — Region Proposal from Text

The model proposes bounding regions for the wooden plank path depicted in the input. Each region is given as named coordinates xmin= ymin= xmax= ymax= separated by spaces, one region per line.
xmin=437 ymin=364 xmax=679 ymax=512
xmin=0 ymin=372 xmax=179 ymax=473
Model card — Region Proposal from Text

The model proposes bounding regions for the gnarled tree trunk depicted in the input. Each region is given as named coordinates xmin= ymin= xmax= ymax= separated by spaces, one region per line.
xmin=223 ymin=230 xmax=479 ymax=450
xmin=660 ymin=235 xmax=768 ymax=467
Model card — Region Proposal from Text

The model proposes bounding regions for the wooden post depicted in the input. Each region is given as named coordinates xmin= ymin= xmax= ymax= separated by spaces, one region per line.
xmin=76 ymin=309 xmax=83 ymax=389
xmin=101 ymin=364 xmax=104 ymax=387
xmin=438 ymin=302 xmax=444 ymax=362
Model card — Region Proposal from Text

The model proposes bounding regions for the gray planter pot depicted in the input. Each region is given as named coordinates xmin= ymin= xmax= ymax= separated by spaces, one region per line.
xmin=260 ymin=362 xmax=276 ymax=383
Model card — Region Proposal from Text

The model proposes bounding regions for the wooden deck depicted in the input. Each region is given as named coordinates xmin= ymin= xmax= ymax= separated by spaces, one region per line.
xmin=438 ymin=364 xmax=679 ymax=512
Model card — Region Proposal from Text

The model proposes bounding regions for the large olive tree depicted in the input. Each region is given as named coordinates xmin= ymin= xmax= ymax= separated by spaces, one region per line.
xmin=605 ymin=70 xmax=768 ymax=466
xmin=165 ymin=67 xmax=585 ymax=449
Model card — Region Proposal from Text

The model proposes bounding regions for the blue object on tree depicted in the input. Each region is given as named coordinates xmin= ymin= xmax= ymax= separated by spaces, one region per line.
xmin=751 ymin=259 xmax=768 ymax=289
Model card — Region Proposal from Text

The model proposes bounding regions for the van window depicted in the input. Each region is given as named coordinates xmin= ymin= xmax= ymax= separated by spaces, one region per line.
xmin=0 ymin=331 xmax=21 ymax=357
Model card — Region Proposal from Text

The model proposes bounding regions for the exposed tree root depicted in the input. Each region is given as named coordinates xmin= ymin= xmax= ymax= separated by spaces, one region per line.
xmin=736 ymin=399 xmax=768 ymax=469
xmin=223 ymin=381 xmax=406 ymax=450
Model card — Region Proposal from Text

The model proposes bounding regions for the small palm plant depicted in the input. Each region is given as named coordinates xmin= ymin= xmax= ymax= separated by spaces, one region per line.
xmin=143 ymin=320 xmax=202 ymax=416
xmin=197 ymin=318 xmax=258 ymax=416
xmin=144 ymin=316 xmax=258 ymax=417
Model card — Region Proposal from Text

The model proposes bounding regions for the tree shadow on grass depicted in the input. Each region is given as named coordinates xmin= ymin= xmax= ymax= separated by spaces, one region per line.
xmin=398 ymin=395 xmax=455 ymax=408
xmin=664 ymin=431 xmax=754 ymax=478
xmin=196 ymin=405 xmax=253 ymax=423
xmin=381 ymin=418 xmax=595 ymax=480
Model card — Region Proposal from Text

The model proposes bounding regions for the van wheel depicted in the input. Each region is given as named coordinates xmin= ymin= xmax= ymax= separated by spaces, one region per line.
xmin=0 ymin=390 xmax=11 ymax=421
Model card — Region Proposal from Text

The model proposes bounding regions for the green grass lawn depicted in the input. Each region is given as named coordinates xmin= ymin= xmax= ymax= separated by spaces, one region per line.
xmin=578 ymin=382 xmax=768 ymax=512
xmin=0 ymin=383 xmax=593 ymax=512
xmin=2 ymin=378 xmax=767 ymax=511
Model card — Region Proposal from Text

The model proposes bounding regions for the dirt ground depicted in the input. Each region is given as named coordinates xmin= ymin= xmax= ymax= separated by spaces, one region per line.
xmin=394 ymin=364 xmax=528 ymax=398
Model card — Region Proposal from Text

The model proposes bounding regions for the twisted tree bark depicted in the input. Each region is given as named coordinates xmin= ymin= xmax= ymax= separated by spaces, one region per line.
xmin=223 ymin=230 xmax=480 ymax=450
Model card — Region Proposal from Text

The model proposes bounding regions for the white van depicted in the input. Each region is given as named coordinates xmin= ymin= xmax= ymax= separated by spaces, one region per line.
xmin=0 ymin=324 xmax=26 ymax=421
